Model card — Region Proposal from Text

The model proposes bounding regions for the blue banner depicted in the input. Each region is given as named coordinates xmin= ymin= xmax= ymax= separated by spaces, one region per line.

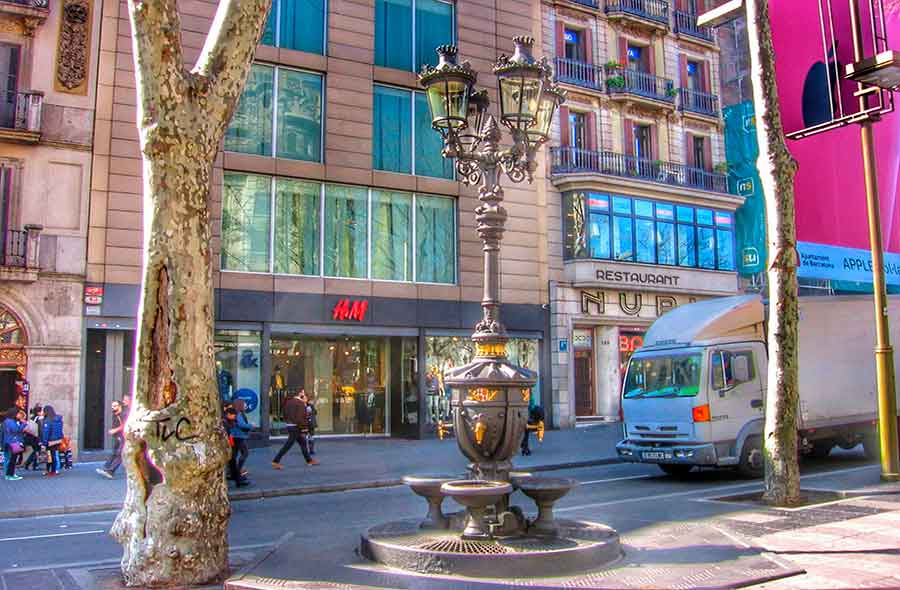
xmin=798 ymin=242 xmax=900 ymax=286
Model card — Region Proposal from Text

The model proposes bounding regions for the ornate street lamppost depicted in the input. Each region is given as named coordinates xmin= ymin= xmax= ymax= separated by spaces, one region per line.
xmin=418 ymin=38 xmax=565 ymax=483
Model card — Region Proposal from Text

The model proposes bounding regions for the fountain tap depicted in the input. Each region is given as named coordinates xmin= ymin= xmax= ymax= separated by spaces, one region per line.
xmin=527 ymin=420 xmax=545 ymax=443
xmin=474 ymin=420 xmax=487 ymax=445
xmin=437 ymin=420 xmax=454 ymax=440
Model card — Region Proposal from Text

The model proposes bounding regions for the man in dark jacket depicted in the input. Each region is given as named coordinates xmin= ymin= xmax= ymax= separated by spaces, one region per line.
xmin=272 ymin=389 xmax=318 ymax=469
xmin=96 ymin=400 xmax=125 ymax=479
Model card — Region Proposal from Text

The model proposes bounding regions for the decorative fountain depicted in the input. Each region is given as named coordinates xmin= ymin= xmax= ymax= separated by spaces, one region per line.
xmin=360 ymin=38 xmax=622 ymax=580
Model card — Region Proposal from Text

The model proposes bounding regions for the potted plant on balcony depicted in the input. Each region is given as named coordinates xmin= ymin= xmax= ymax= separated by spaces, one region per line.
xmin=665 ymin=86 xmax=679 ymax=98
xmin=714 ymin=162 xmax=729 ymax=175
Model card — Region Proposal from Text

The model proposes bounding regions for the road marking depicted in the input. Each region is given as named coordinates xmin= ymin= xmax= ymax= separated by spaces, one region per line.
xmin=0 ymin=529 xmax=105 ymax=543
xmin=558 ymin=464 xmax=878 ymax=513
xmin=580 ymin=474 xmax=655 ymax=485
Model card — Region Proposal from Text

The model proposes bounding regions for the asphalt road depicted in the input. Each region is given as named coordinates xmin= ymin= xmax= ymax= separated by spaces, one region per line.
xmin=0 ymin=448 xmax=880 ymax=588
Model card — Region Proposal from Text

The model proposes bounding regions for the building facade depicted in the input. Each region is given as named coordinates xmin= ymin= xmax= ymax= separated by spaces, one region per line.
xmin=0 ymin=0 xmax=98 ymax=452
xmin=85 ymin=0 xmax=554 ymax=447
xmin=541 ymin=0 xmax=744 ymax=427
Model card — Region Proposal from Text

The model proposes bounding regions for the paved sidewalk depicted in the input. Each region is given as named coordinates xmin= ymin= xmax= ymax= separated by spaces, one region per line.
xmin=0 ymin=423 xmax=622 ymax=519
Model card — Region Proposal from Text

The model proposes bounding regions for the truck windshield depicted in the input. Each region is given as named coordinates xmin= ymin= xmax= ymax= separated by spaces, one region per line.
xmin=623 ymin=353 xmax=702 ymax=399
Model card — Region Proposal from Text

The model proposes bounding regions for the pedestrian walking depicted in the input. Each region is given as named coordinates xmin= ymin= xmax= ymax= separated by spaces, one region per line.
xmin=272 ymin=389 xmax=318 ymax=469
xmin=306 ymin=394 xmax=318 ymax=455
xmin=22 ymin=404 xmax=44 ymax=471
xmin=41 ymin=405 xmax=64 ymax=476
xmin=2 ymin=407 xmax=26 ymax=481
xmin=521 ymin=405 xmax=544 ymax=456
xmin=225 ymin=401 xmax=252 ymax=487
xmin=96 ymin=400 xmax=125 ymax=479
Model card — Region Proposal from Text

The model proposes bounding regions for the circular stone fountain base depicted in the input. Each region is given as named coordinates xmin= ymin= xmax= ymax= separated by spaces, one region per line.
xmin=360 ymin=517 xmax=621 ymax=578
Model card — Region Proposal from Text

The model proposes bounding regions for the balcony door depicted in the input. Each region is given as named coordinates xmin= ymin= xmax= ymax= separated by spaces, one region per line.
xmin=564 ymin=29 xmax=586 ymax=62
xmin=626 ymin=44 xmax=649 ymax=73
xmin=0 ymin=44 xmax=19 ymax=129
xmin=0 ymin=167 xmax=10 ymax=263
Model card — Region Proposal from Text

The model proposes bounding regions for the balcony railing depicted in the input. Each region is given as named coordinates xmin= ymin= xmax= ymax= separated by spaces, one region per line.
xmin=2 ymin=229 xmax=27 ymax=267
xmin=566 ymin=0 xmax=598 ymax=7
xmin=550 ymin=146 xmax=730 ymax=193
xmin=555 ymin=57 xmax=603 ymax=90
xmin=679 ymin=87 xmax=719 ymax=117
xmin=605 ymin=0 xmax=669 ymax=26
xmin=2 ymin=0 xmax=49 ymax=7
xmin=605 ymin=67 xmax=676 ymax=103
xmin=0 ymin=91 xmax=43 ymax=134
xmin=673 ymin=10 xmax=714 ymax=42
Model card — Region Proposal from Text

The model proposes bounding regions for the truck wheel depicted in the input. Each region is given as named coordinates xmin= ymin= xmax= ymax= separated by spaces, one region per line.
xmin=808 ymin=440 xmax=834 ymax=459
xmin=658 ymin=464 xmax=693 ymax=477
xmin=738 ymin=437 xmax=764 ymax=478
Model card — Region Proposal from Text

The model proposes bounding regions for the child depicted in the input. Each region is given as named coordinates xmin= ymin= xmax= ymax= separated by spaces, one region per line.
xmin=224 ymin=403 xmax=250 ymax=487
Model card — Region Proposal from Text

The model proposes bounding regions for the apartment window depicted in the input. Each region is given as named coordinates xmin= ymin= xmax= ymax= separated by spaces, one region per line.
xmin=686 ymin=60 xmax=701 ymax=90
xmin=626 ymin=44 xmax=648 ymax=72
xmin=225 ymin=64 xmax=323 ymax=162
xmin=375 ymin=0 xmax=455 ymax=72
xmin=564 ymin=29 xmax=585 ymax=61
xmin=563 ymin=192 xmax=735 ymax=271
xmin=372 ymin=85 xmax=453 ymax=179
xmin=634 ymin=125 xmax=652 ymax=159
xmin=568 ymin=111 xmax=587 ymax=148
xmin=693 ymin=136 xmax=706 ymax=170
xmin=221 ymin=172 xmax=457 ymax=284
xmin=1 ymin=44 xmax=20 ymax=129
xmin=262 ymin=0 xmax=326 ymax=55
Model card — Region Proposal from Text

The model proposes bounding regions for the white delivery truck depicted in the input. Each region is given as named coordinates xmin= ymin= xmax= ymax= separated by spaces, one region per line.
xmin=615 ymin=294 xmax=900 ymax=477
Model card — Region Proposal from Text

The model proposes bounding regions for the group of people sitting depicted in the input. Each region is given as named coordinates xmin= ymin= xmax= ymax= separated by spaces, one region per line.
xmin=2 ymin=402 xmax=69 ymax=480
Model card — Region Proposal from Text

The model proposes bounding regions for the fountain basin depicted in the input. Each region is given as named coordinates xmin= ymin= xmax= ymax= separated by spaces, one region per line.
xmin=518 ymin=476 xmax=578 ymax=536
xmin=441 ymin=479 xmax=512 ymax=539
xmin=402 ymin=475 xmax=458 ymax=529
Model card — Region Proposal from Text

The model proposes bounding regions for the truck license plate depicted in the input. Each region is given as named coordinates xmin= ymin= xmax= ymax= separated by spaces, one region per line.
xmin=643 ymin=451 xmax=672 ymax=460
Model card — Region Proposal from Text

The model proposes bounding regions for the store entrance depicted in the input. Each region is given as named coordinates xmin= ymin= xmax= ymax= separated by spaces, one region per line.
xmin=0 ymin=369 xmax=16 ymax=410
xmin=573 ymin=328 xmax=595 ymax=416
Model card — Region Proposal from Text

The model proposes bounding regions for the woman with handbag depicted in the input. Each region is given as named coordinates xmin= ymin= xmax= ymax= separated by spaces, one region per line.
xmin=41 ymin=405 xmax=64 ymax=477
xmin=2 ymin=407 xmax=26 ymax=481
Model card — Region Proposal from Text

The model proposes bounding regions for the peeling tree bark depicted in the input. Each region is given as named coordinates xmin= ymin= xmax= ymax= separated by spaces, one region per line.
xmin=109 ymin=0 xmax=271 ymax=585
xmin=745 ymin=0 xmax=801 ymax=507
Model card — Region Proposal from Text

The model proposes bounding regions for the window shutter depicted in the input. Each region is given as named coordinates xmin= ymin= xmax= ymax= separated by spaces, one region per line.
xmin=583 ymin=27 xmax=594 ymax=64
xmin=685 ymin=133 xmax=695 ymax=167
xmin=618 ymin=36 xmax=628 ymax=65
xmin=650 ymin=124 xmax=659 ymax=160
xmin=680 ymin=55 xmax=689 ymax=87
xmin=647 ymin=42 xmax=656 ymax=75
xmin=559 ymin=106 xmax=570 ymax=146
xmin=586 ymin=111 xmax=597 ymax=151
xmin=674 ymin=0 xmax=685 ymax=11
xmin=702 ymin=60 xmax=712 ymax=93
xmin=555 ymin=20 xmax=565 ymax=56
xmin=623 ymin=118 xmax=634 ymax=155
xmin=703 ymin=136 xmax=713 ymax=171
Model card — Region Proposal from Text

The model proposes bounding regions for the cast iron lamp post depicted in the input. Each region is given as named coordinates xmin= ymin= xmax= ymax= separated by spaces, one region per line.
xmin=418 ymin=38 xmax=564 ymax=482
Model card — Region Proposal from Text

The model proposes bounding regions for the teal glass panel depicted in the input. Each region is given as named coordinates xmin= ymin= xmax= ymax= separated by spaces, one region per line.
xmin=613 ymin=216 xmax=633 ymax=260
xmin=415 ymin=0 xmax=454 ymax=71
xmin=655 ymin=203 xmax=674 ymax=220
xmin=225 ymin=64 xmax=274 ymax=156
xmin=612 ymin=196 xmax=632 ymax=215
xmin=677 ymin=224 xmax=696 ymax=267
xmin=416 ymin=195 xmax=455 ymax=283
xmin=324 ymin=185 xmax=368 ymax=278
xmin=698 ymin=226 xmax=716 ymax=269
xmin=273 ymin=178 xmax=320 ymax=275
xmin=588 ymin=213 xmax=610 ymax=259
xmin=657 ymin=222 xmax=675 ymax=265
xmin=372 ymin=189 xmax=413 ymax=281
xmin=221 ymin=173 xmax=271 ymax=272
xmin=414 ymin=93 xmax=454 ymax=178
xmin=373 ymin=85 xmax=412 ymax=173
xmin=715 ymin=211 xmax=734 ymax=227
xmin=261 ymin=2 xmax=276 ymax=46
xmin=280 ymin=0 xmax=325 ymax=54
xmin=586 ymin=193 xmax=609 ymax=210
xmin=276 ymin=69 xmax=322 ymax=162
xmin=635 ymin=218 xmax=655 ymax=263
xmin=676 ymin=205 xmax=694 ymax=223
xmin=634 ymin=199 xmax=653 ymax=218
xmin=697 ymin=208 xmax=714 ymax=225
xmin=717 ymin=229 xmax=735 ymax=270
xmin=375 ymin=0 xmax=413 ymax=71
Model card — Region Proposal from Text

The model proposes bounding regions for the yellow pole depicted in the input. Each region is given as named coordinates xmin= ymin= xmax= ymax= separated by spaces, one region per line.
xmin=849 ymin=0 xmax=900 ymax=481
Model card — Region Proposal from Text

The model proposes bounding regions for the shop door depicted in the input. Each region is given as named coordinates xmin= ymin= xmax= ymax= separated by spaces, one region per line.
xmin=389 ymin=337 xmax=419 ymax=439
xmin=574 ymin=351 xmax=594 ymax=416
xmin=0 ymin=369 xmax=16 ymax=409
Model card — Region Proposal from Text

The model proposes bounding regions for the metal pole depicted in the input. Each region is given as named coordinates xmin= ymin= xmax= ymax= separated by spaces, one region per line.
xmin=849 ymin=0 xmax=900 ymax=481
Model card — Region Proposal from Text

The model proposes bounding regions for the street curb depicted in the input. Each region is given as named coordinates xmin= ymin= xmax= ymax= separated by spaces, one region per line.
xmin=0 ymin=456 xmax=621 ymax=520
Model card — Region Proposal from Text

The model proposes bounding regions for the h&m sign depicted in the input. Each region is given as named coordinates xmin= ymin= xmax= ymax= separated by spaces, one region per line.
xmin=332 ymin=299 xmax=369 ymax=322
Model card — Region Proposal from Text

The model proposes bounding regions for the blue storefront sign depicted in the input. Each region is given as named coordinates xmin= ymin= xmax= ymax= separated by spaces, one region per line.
xmin=233 ymin=388 xmax=259 ymax=413
xmin=798 ymin=241 xmax=900 ymax=286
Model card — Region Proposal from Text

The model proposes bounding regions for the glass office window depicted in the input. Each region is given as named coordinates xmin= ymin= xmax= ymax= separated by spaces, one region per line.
xmin=416 ymin=195 xmax=455 ymax=283
xmin=634 ymin=199 xmax=653 ymax=218
xmin=676 ymin=205 xmax=694 ymax=223
xmin=324 ymin=185 xmax=368 ymax=278
xmin=613 ymin=196 xmax=632 ymax=215
xmin=657 ymin=222 xmax=675 ymax=265
xmin=716 ymin=229 xmax=735 ymax=270
xmin=221 ymin=173 xmax=271 ymax=272
xmin=225 ymin=64 xmax=273 ymax=157
xmin=261 ymin=0 xmax=326 ymax=54
xmin=698 ymin=226 xmax=716 ymax=269
xmin=613 ymin=216 xmax=633 ymax=261
xmin=375 ymin=0 xmax=413 ymax=70
xmin=416 ymin=0 xmax=454 ymax=70
xmin=677 ymin=223 xmax=696 ymax=267
xmin=414 ymin=93 xmax=454 ymax=178
xmin=371 ymin=190 xmax=413 ymax=281
xmin=373 ymin=86 xmax=412 ymax=173
xmin=635 ymin=219 xmax=655 ymax=263
xmin=273 ymin=179 xmax=320 ymax=275
xmin=588 ymin=213 xmax=610 ymax=259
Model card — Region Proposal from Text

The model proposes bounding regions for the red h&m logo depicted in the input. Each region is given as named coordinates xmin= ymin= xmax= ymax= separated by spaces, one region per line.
xmin=332 ymin=299 xmax=369 ymax=322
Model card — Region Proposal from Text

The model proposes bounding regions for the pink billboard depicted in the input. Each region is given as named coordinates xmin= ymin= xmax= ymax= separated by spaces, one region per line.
xmin=770 ymin=1 xmax=900 ymax=284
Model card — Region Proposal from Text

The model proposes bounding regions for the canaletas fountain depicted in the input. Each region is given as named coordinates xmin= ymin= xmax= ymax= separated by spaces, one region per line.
xmin=359 ymin=38 xmax=622 ymax=579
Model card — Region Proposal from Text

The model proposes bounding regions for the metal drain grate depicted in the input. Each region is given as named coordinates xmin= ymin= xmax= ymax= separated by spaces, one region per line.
xmin=418 ymin=539 xmax=509 ymax=554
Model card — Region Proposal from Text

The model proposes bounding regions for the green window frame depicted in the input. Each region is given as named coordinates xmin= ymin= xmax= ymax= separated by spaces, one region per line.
xmin=373 ymin=84 xmax=454 ymax=179
xmin=262 ymin=0 xmax=326 ymax=55
xmin=225 ymin=64 xmax=323 ymax=163
xmin=375 ymin=0 xmax=455 ymax=72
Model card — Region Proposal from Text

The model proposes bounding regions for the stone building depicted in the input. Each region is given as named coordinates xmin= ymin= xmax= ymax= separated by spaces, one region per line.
xmin=84 ymin=0 xmax=557 ymax=448
xmin=541 ymin=0 xmax=745 ymax=427
xmin=0 ymin=0 xmax=98 ymax=451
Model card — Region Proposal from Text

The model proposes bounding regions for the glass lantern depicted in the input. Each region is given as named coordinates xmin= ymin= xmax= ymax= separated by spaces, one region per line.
xmin=419 ymin=45 xmax=477 ymax=137
xmin=527 ymin=83 xmax=565 ymax=146
xmin=494 ymin=37 xmax=547 ymax=134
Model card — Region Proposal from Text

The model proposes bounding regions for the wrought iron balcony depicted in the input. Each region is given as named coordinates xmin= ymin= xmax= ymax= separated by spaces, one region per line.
xmin=566 ymin=0 xmax=598 ymax=7
xmin=605 ymin=66 xmax=676 ymax=104
xmin=673 ymin=11 xmax=714 ymax=43
xmin=550 ymin=146 xmax=730 ymax=194
xmin=605 ymin=0 xmax=669 ymax=26
xmin=0 ymin=225 xmax=41 ymax=281
xmin=554 ymin=57 xmax=603 ymax=91
xmin=2 ymin=229 xmax=27 ymax=267
xmin=0 ymin=0 xmax=49 ymax=29
xmin=0 ymin=91 xmax=43 ymax=142
xmin=679 ymin=87 xmax=719 ymax=117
